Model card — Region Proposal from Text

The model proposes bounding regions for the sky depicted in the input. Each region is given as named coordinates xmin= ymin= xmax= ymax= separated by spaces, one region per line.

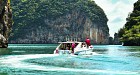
xmin=94 ymin=0 xmax=138 ymax=37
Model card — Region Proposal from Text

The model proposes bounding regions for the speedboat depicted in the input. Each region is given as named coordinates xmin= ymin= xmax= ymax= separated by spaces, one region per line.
xmin=54 ymin=41 xmax=93 ymax=55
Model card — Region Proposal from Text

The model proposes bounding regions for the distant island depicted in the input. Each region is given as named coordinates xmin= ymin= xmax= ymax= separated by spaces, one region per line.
xmin=118 ymin=0 xmax=140 ymax=46
xmin=9 ymin=0 xmax=109 ymax=44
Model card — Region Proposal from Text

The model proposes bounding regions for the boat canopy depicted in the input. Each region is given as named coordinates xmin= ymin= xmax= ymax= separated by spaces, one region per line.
xmin=58 ymin=41 xmax=84 ymax=43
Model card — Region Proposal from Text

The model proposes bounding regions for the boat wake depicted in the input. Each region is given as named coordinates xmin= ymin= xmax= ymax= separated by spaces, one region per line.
xmin=0 ymin=54 xmax=139 ymax=75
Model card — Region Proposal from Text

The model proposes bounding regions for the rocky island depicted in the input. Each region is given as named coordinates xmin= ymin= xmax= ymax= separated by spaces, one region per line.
xmin=10 ymin=0 xmax=109 ymax=44
xmin=0 ymin=0 xmax=12 ymax=48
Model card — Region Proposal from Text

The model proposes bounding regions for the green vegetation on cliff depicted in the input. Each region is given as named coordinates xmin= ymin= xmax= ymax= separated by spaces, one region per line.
xmin=118 ymin=0 xmax=140 ymax=46
xmin=10 ymin=0 xmax=108 ymax=43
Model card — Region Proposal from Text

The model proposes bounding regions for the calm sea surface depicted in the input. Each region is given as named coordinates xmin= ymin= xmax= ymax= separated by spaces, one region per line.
xmin=0 ymin=44 xmax=140 ymax=75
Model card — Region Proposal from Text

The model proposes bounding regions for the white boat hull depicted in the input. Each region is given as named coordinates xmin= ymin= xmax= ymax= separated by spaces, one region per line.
xmin=54 ymin=47 xmax=93 ymax=55
xmin=74 ymin=49 xmax=93 ymax=55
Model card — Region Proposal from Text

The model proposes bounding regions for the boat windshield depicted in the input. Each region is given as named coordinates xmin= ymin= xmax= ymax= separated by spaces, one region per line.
xmin=59 ymin=43 xmax=78 ymax=50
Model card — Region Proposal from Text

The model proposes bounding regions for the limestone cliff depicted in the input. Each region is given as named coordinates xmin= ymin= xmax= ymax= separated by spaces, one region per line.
xmin=0 ymin=0 xmax=12 ymax=47
xmin=10 ymin=0 xmax=109 ymax=44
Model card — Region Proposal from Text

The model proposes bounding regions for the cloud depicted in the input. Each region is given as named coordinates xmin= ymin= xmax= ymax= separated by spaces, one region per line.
xmin=94 ymin=0 xmax=138 ymax=37
xmin=111 ymin=17 xmax=123 ymax=23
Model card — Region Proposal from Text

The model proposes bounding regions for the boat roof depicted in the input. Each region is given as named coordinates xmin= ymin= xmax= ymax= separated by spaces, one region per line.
xmin=58 ymin=41 xmax=85 ymax=43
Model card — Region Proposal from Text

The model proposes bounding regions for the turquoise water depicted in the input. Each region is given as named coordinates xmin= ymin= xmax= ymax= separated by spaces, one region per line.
xmin=0 ymin=44 xmax=140 ymax=75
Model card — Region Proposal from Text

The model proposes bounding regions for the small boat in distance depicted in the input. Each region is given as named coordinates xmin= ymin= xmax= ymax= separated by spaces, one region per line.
xmin=54 ymin=41 xmax=93 ymax=55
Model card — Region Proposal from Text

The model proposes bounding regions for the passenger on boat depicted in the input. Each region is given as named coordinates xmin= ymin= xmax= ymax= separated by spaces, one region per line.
xmin=81 ymin=43 xmax=86 ymax=48
xmin=67 ymin=43 xmax=70 ymax=50
xmin=85 ymin=37 xmax=91 ymax=48
xmin=72 ymin=42 xmax=75 ymax=53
